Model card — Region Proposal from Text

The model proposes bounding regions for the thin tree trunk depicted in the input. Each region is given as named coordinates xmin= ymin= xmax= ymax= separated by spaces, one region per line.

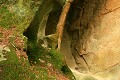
xmin=56 ymin=0 xmax=73 ymax=50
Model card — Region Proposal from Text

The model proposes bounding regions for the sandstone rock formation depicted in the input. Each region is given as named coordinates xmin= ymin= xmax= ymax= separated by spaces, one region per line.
xmin=61 ymin=0 xmax=120 ymax=79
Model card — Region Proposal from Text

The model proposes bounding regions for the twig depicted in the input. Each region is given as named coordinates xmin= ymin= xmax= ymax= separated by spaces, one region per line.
xmin=10 ymin=42 xmax=18 ymax=50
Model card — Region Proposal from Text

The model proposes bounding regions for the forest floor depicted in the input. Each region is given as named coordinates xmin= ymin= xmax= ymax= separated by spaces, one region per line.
xmin=0 ymin=26 xmax=70 ymax=80
xmin=0 ymin=1 xmax=75 ymax=79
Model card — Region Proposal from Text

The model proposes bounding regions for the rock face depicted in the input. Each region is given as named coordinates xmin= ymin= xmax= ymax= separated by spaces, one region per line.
xmin=61 ymin=0 xmax=120 ymax=79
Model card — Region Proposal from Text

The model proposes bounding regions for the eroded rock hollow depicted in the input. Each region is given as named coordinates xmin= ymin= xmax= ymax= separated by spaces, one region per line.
xmin=61 ymin=0 xmax=120 ymax=79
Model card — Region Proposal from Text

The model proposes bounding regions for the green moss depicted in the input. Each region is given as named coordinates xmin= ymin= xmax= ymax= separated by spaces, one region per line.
xmin=48 ymin=49 xmax=64 ymax=69
xmin=0 ymin=0 xmax=38 ymax=29
xmin=26 ymin=45 xmax=75 ymax=79
xmin=0 ymin=46 xmax=54 ymax=80
xmin=27 ymin=45 xmax=64 ymax=69
xmin=0 ymin=6 xmax=14 ymax=28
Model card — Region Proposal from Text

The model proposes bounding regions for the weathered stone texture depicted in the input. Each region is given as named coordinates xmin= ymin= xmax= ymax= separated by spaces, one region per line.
xmin=67 ymin=0 xmax=120 ymax=79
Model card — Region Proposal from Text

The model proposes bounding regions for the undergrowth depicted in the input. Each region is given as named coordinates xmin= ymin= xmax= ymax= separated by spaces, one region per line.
xmin=0 ymin=0 xmax=75 ymax=80
xmin=0 ymin=46 xmax=58 ymax=80
xmin=27 ymin=46 xmax=64 ymax=70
